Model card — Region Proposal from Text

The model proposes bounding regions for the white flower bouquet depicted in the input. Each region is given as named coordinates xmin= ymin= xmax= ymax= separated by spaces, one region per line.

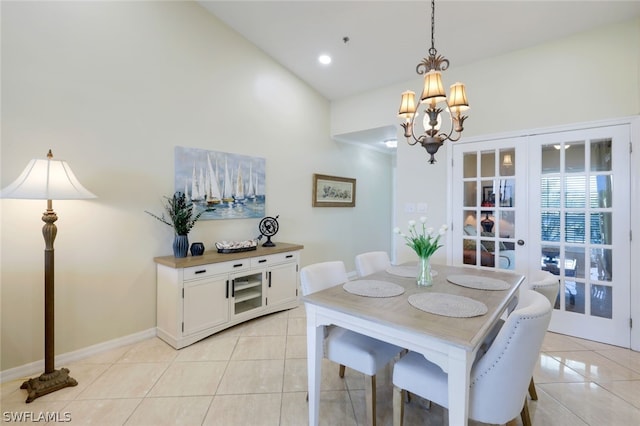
xmin=394 ymin=217 xmax=448 ymax=259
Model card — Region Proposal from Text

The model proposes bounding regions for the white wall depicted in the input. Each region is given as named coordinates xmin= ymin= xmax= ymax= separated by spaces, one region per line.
xmin=0 ymin=1 xmax=393 ymax=371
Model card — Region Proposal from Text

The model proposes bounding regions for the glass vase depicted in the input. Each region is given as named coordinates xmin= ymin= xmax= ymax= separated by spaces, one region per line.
xmin=417 ymin=256 xmax=433 ymax=287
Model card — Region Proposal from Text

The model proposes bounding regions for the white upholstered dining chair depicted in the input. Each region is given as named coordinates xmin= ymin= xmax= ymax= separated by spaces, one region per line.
xmin=300 ymin=261 xmax=403 ymax=426
xmin=392 ymin=290 xmax=552 ymax=426
xmin=525 ymin=269 xmax=559 ymax=400
xmin=354 ymin=251 xmax=391 ymax=277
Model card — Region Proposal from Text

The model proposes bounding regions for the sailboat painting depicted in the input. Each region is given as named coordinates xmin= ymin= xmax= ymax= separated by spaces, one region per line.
xmin=174 ymin=146 xmax=266 ymax=220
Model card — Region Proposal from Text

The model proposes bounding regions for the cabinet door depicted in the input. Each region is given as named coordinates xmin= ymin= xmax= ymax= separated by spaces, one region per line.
xmin=267 ymin=262 xmax=298 ymax=306
xmin=183 ymin=276 xmax=229 ymax=336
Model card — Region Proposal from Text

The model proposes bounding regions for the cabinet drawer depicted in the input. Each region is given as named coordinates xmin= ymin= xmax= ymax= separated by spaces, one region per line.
xmin=184 ymin=260 xmax=250 ymax=280
xmin=250 ymin=251 xmax=299 ymax=267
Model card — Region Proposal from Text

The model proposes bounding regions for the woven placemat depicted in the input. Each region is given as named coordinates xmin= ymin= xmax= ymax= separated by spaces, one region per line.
xmin=446 ymin=274 xmax=510 ymax=291
xmin=343 ymin=280 xmax=405 ymax=298
xmin=408 ymin=293 xmax=488 ymax=318
xmin=386 ymin=265 xmax=438 ymax=278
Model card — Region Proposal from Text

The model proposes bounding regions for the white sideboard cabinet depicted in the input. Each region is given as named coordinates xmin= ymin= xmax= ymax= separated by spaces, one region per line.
xmin=154 ymin=242 xmax=303 ymax=349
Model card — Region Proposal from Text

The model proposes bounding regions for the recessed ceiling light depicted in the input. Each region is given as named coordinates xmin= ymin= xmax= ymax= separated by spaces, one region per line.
xmin=384 ymin=139 xmax=398 ymax=148
xmin=318 ymin=54 xmax=332 ymax=65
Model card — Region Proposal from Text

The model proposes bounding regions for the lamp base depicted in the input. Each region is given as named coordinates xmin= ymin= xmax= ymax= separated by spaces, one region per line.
xmin=21 ymin=368 xmax=77 ymax=403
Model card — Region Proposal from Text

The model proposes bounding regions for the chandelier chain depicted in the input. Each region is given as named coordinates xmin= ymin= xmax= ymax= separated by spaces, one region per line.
xmin=430 ymin=0 xmax=436 ymax=55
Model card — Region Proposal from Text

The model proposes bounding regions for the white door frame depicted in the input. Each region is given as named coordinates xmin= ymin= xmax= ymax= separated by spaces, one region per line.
xmin=447 ymin=116 xmax=640 ymax=351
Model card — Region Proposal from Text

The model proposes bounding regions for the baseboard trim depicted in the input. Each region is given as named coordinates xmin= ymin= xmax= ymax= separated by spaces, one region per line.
xmin=0 ymin=328 xmax=157 ymax=383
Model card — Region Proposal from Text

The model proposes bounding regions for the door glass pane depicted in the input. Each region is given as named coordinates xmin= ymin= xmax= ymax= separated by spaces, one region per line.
xmin=463 ymin=211 xmax=477 ymax=233
xmin=591 ymin=175 xmax=612 ymax=208
xmin=479 ymin=211 xmax=495 ymax=233
xmin=499 ymin=179 xmax=515 ymax=207
xmin=591 ymin=139 xmax=612 ymax=171
xmin=500 ymin=211 xmax=515 ymax=238
xmin=463 ymin=182 xmax=477 ymax=207
xmin=542 ymin=144 xmax=560 ymax=173
xmin=565 ymin=213 xmax=585 ymax=243
xmin=541 ymin=177 xmax=560 ymax=208
xmin=481 ymin=151 xmax=495 ymax=177
xmin=591 ymin=285 xmax=612 ymax=319
xmin=565 ymin=281 xmax=585 ymax=314
xmin=541 ymin=245 xmax=561 ymax=275
xmin=481 ymin=180 xmax=495 ymax=207
xmin=590 ymin=248 xmax=612 ymax=282
xmin=541 ymin=212 xmax=560 ymax=242
xmin=591 ymin=212 xmax=612 ymax=244
xmin=565 ymin=141 xmax=585 ymax=172
xmin=565 ymin=176 xmax=586 ymax=208
xmin=565 ymin=246 xmax=584 ymax=279
xmin=463 ymin=152 xmax=477 ymax=178
xmin=500 ymin=149 xmax=515 ymax=176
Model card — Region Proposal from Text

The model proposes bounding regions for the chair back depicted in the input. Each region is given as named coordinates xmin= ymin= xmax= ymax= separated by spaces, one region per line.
xmin=300 ymin=261 xmax=348 ymax=296
xmin=354 ymin=251 xmax=391 ymax=277
xmin=528 ymin=269 xmax=559 ymax=307
xmin=469 ymin=290 xmax=552 ymax=424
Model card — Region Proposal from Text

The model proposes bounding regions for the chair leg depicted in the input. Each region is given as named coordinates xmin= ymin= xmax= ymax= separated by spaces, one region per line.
xmin=339 ymin=364 xmax=346 ymax=378
xmin=520 ymin=398 xmax=532 ymax=426
xmin=528 ymin=376 xmax=538 ymax=400
xmin=393 ymin=386 xmax=404 ymax=426
xmin=365 ymin=375 xmax=377 ymax=426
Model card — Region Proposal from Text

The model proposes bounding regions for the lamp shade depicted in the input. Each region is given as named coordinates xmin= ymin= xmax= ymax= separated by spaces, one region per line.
xmin=448 ymin=82 xmax=469 ymax=113
xmin=420 ymin=70 xmax=446 ymax=104
xmin=0 ymin=153 xmax=96 ymax=200
xmin=398 ymin=91 xmax=417 ymax=119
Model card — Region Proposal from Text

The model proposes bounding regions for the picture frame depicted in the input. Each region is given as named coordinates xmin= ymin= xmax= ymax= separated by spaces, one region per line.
xmin=312 ymin=174 xmax=356 ymax=207
xmin=482 ymin=186 xmax=495 ymax=206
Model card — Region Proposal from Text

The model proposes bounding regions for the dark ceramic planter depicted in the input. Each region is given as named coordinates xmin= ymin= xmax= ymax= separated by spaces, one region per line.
xmin=190 ymin=242 xmax=205 ymax=256
xmin=173 ymin=235 xmax=189 ymax=258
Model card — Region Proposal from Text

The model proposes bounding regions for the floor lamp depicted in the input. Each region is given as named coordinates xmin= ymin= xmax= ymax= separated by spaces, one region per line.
xmin=0 ymin=150 xmax=96 ymax=403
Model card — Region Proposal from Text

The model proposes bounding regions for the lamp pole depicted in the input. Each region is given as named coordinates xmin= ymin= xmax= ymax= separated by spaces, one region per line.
xmin=21 ymin=178 xmax=78 ymax=403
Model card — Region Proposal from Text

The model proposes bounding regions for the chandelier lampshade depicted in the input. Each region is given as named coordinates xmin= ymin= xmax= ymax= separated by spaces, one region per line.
xmin=448 ymin=82 xmax=469 ymax=113
xmin=398 ymin=91 xmax=417 ymax=119
xmin=420 ymin=70 xmax=446 ymax=104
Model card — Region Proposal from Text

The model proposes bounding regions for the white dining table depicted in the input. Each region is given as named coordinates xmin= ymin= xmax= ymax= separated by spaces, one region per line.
xmin=303 ymin=263 xmax=524 ymax=426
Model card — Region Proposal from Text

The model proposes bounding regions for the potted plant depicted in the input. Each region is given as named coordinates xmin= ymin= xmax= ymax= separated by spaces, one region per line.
xmin=146 ymin=191 xmax=213 ymax=257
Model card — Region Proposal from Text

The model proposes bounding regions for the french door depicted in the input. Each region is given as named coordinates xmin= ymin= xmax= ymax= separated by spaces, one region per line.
xmin=451 ymin=137 xmax=527 ymax=273
xmin=528 ymin=126 xmax=630 ymax=346
xmin=452 ymin=124 xmax=631 ymax=347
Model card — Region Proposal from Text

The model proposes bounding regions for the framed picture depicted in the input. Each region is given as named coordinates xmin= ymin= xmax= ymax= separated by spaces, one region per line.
xmin=312 ymin=174 xmax=356 ymax=207
xmin=482 ymin=186 xmax=495 ymax=206
xmin=174 ymin=146 xmax=266 ymax=220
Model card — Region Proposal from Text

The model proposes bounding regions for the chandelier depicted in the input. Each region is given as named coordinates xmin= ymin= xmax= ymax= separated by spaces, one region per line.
xmin=398 ymin=0 xmax=469 ymax=164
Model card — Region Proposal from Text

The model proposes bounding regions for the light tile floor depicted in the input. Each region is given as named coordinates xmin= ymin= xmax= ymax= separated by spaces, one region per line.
xmin=2 ymin=304 xmax=639 ymax=425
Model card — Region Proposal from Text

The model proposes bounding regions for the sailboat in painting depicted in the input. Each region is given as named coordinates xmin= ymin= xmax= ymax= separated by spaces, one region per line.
xmin=221 ymin=157 xmax=234 ymax=204
xmin=234 ymin=163 xmax=245 ymax=203
xmin=246 ymin=163 xmax=256 ymax=201
xmin=206 ymin=154 xmax=221 ymax=205
xmin=191 ymin=163 xmax=205 ymax=202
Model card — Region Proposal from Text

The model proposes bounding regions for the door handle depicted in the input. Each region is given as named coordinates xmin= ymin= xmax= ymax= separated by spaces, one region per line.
xmin=517 ymin=239 xmax=525 ymax=246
